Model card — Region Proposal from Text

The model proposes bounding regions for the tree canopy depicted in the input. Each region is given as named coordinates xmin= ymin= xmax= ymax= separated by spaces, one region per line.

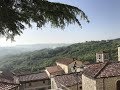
xmin=0 ymin=0 xmax=89 ymax=40
xmin=0 ymin=38 xmax=119 ymax=73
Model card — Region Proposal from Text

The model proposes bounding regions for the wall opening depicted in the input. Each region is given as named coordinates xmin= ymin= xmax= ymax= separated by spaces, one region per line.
xmin=117 ymin=80 xmax=120 ymax=90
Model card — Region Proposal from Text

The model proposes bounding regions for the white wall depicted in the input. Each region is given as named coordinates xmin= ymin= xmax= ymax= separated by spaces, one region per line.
xmin=118 ymin=47 xmax=120 ymax=61
xmin=56 ymin=62 xmax=68 ymax=74
xmin=82 ymin=74 xmax=97 ymax=90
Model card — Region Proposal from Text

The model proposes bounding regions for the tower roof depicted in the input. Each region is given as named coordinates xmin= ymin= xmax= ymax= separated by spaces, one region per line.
xmin=96 ymin=51 xmax=109 ymax=54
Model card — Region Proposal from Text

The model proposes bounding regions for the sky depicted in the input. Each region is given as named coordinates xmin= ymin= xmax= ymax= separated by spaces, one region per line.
xmin=0 ymin=0 xmax=120 ymax=46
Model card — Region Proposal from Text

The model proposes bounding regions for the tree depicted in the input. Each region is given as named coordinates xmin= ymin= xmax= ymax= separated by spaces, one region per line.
xmin=0 ymin=0 xmax=89 ymax=40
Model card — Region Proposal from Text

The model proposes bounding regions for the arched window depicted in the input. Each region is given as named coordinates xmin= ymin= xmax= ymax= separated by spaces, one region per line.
xmin=98 ymin=55 xmax=101 ymax=59
xmin=116 ymin=80 xmax=120 ymax=90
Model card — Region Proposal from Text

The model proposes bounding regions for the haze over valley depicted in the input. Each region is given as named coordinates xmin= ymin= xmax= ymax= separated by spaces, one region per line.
xmin=0 ymin=38 xmax=119 ymax=74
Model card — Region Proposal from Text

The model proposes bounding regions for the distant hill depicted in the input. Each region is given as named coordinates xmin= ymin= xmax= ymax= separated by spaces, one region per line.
xmin=0 ymin=38 xmax=120 ymax=73
xmin=0 ymin=43 xmax=69 ymax=58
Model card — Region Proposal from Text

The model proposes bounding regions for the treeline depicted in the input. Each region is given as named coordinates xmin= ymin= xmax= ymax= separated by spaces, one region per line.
xmin=0 ymin=38 xmax=120 ymax=73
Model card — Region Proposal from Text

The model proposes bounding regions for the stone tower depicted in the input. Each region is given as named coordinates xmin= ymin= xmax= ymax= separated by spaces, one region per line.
xmin=118 ymin=47 xmax=120 ymax=61
xmin=96 ymin=51 xmax=109 ymax=62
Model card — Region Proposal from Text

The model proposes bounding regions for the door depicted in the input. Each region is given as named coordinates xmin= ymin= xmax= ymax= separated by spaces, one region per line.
xmin=117 ymin=81 xmax=120 ymax=90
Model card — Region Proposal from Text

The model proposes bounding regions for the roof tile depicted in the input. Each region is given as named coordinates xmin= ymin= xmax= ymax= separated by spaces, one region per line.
xmin=19 ymin=72 xmax=49 ymax=82
xmin=54 ymin=72 xmax=82 ymax=88
xmin=46 ymin=66 xmax=64 ymax=75
xmin=84 ymin=62 xmax=120 ymax=78
xmin=0 ymin=83 xmax=18 ymax=90
xmin=56 ymin=58 xmax=75 ymax=65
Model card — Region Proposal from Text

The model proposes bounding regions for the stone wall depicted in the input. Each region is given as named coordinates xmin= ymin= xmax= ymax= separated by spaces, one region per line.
xmin=118 ymin=47 xmax=120 ymax=61
xmin=96 ymin=53 xmax=109 ymax=63
xmin=56 ymin=62 xmax=68 ymax=73
xmin=82 ymin=74 xmax=120 ymax=90
xmin=69 ymin=84 xmax=82 ymax=90
xmin=20 ymin=79 xmax=50 ymax=90
xmin=82 ymin=74 xmax=96 ymax=90
xmin=51 ymin=77 xmax=58 ymax=89
xmin=104 ymin=76 xmax=120 ymax=90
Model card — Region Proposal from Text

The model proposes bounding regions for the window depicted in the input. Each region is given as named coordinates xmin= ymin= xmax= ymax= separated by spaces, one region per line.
xmin=79 ymin=86 xmax=82 ymax=89
xmin=117 ymin=80 xmax=120 ymax=90
xmin=43 ymin=80 xmax=45 ymax=84
xmin=98 ymin=55 xmax=101 ymax=59
xmin=104 ymin=54 xmax=108 ymax=59
xmin=28 ymin=83 xmax=32 ymax=86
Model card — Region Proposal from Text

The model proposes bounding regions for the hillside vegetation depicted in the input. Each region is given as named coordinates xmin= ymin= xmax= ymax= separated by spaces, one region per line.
xmin=0 ymin=38 xmax=120 ymax=73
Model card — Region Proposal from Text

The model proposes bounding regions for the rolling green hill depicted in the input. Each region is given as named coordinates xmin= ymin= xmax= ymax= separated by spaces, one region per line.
xmin=0 ymin=38 xmax=120 ymax=73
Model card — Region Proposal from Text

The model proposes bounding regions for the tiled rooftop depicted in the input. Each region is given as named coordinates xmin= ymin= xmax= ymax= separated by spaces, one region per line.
xmin=0 ymin=70 xmax=15 ymax=84
xmin=84 ymin=61 xmax=120 ymax=78
xmin=0 ymin=83 xmax=18 ymax=90
xmin=19 ymin=72 xmax=49 ymax=82
xmin=46 ymin=65 xmax=64 ymax=75
xmin=56 ymin=58 xmax=75 ymax=65
xmin=54 ymin=72 xmax=82 ymax=88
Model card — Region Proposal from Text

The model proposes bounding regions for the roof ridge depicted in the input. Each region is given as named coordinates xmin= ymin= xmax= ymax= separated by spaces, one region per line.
xmin=54 ymin=72 xmax=82 ymax=77
xmin=18 ymin=71 xmax=45 ymax=76
xmin=94 ymin=62 xmax=109 ymax=78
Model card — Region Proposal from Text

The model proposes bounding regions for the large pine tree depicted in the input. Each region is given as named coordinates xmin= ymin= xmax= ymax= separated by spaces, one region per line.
xmin=0 ymin=0 xmax=89 ymax=40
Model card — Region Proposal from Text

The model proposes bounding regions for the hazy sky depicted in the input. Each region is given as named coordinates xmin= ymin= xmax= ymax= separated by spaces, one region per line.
xmin=0 ymin=0 xmax=120 ymax=46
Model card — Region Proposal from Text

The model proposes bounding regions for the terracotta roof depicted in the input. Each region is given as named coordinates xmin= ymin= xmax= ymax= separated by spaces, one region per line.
xmin=19 ymin=72 xmax=49 ymax=82
xmin=0 ymin=83 xmax=18 ymax=90
xmin=46 ymin=65 xmax=64 ymax=75
xmin=54 ymin=72 xmax=82 ymax=88
xmin=0 ymin=71 xmax=15 ymax=84
xmin=56 ymin=58 xmax=76 ymax=65
xmin=0 ymin=78 xmax=14 ymax=84
xmin=84 ymin=61 xmax=120 ymax=78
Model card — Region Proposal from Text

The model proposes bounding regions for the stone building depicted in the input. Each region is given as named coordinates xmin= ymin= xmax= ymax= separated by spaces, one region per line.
xmin=96 ymin=51 xmax=109 ymax=62
xmin=0 ymin=70 xmax=19 ymax=90
xmin=0 ymin=70 xmax=51 ymax=90
xmin=0 ymin=58 xmax=84 ymax=90
xmin=45 ymin=65 xmax=65 ymax=77
xmin=82 ymin=61 xmax=120 ymax=90
xmin=45 ymin=58 xmax=83 ymax=77
xmin=46 ymin=58 xmax=84 ymax=90
xmin=19 ymin=72 xmax=50 ymax=90
xmin=51 ymin=72 xmax=82 ymax=90
xmin=56 ymin=58 xmax=83 ymax=74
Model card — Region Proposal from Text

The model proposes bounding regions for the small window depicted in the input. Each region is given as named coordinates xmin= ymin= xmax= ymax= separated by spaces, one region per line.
xmin=117 ymin=80 xmax=120 ymax=90
xmin=79 ymin=86 xmax=82 ymax=89
xmin=28 ymin=83 xmax=32 ymax=86
xmin=43 ymin=80 xmax=45 ymax=83
xmin=104 ymin=54 xmax=108 ymax=59
xmin=98 ymin=55 xmax=101 ymax=59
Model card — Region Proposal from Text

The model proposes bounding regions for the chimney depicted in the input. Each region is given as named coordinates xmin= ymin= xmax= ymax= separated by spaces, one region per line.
xmin=96 ymin=51 xmax=109 ymax=63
